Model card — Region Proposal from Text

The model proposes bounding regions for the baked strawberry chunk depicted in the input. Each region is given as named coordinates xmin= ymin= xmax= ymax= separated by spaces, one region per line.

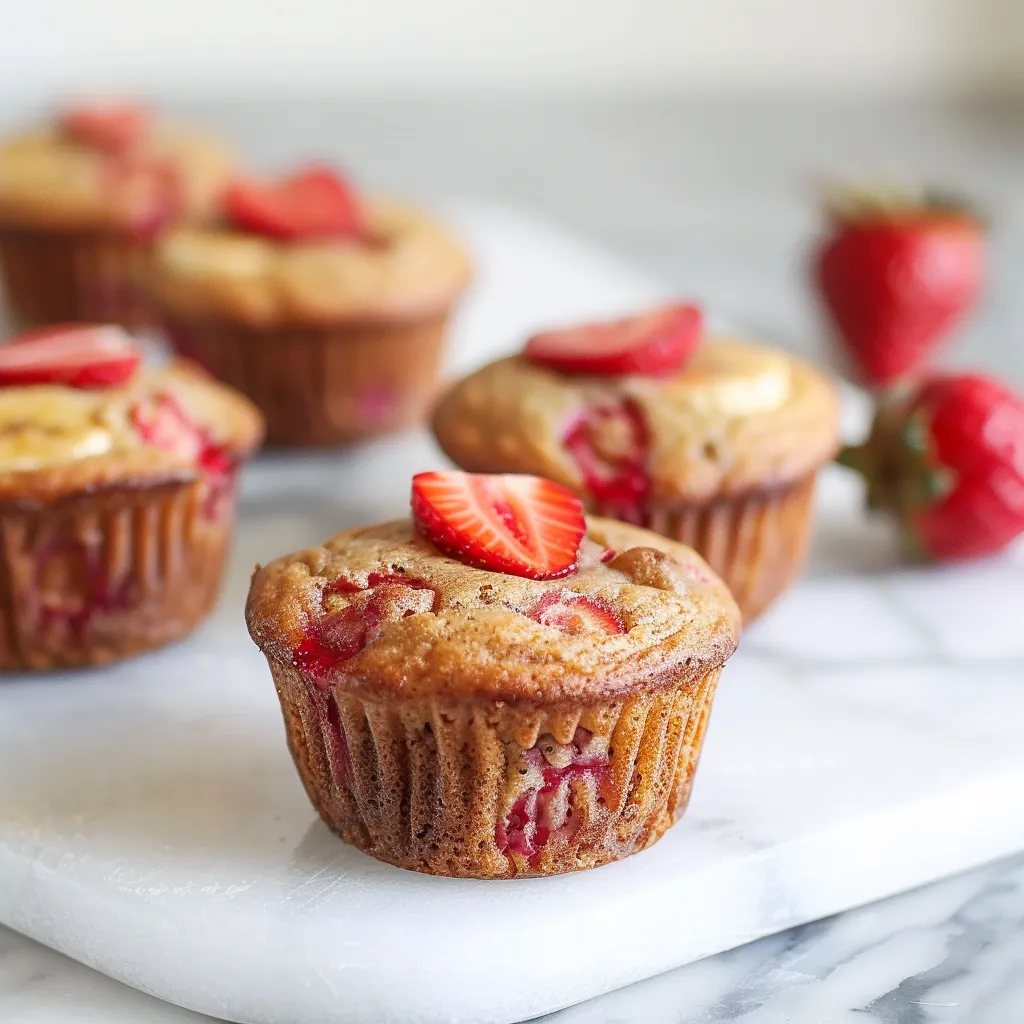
xmin=529 ymin=589 xmax=625 ymax=636
xmin=0 ymin=324 xmax=141 ymax=389
xmin=412 ymin=471 xmax=586 ymax=580
xmin=103 ymin=155 xmax=180 ymax=241
xmin=563 ymin=399 xmax=651 ymax=523
xmin=223 ymin=166 xmax=365 ymax=241
xmin=131 ymin=392 xmax=234 ymax=520
xmin=524 ymin=303 xmax=702 ymax=377
xmin=295 ymin=575 xmax=437 ymax=681
xmin=496 ymin=728 xmax=611 ymax=865
xmin=35 ymin=539 xmax=133 ymax=634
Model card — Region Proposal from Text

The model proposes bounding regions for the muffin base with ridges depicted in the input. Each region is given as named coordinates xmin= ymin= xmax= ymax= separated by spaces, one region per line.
xmin=0 ymin=476 xmax=238 ymax=671
xmin=165 ymin=313 xmax=452 ymax=447
xmin=595 ymin=472 xmax=817 ymax=622
xmin=0 ymin=225 xmax=153 ymax=328
xmin=269 ymin=655 xmax=721 ymax=879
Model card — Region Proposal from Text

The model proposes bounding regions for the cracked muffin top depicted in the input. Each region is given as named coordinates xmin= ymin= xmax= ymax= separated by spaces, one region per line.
xmin=246 ymin=471 xmax=740 ymax=703
xmin=433 ymin=304 xmax=840 ymax=504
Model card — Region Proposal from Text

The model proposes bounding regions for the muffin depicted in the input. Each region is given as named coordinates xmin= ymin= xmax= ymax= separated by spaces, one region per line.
xmin=0 ymin=323 xmax=263 ymax=670
xmin=432 ymin=304 xmax=840 ymax=620
xmin=0 ymin=101 xmax=236 ymax=328
xmin=246 ymin=469 xmax=739 ymax=878
xmin=145 ymin=165 xmax=472 ymax=446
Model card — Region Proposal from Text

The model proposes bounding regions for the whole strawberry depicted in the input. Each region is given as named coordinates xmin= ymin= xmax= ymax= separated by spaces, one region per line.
xmin=838 ymin=373 xmax=1024 ymax=561
xmin=815 ymin=188 xmax=985 ymax=388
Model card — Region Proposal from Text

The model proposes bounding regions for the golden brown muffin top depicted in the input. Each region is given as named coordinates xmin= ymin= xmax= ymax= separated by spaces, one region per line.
xmin=0 ymin=361 xmax=263 ymax=504
xmin=245 ymin=516 xmax=740 ymax=703
xmin=433 ymin=337 xmax=840 ymax=501
xmin=0 ymin=125 xmax=236 ymax=232
xmin=145 ymin=198 xmax=473 ymax=328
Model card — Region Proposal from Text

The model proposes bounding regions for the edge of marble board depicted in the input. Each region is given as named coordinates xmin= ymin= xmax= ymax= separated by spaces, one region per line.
xmin=3 ymin=766 xmax=1024 ymax=1024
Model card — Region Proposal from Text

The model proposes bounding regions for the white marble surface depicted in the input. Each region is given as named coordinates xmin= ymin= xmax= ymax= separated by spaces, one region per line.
xmin=2 ymin=99 xmax=1024 ymax=1022
xmin=3 ymin=852 xmax=1023 ymax=1023
xmin=1 ymin=200 xmax=1024 ymax=1024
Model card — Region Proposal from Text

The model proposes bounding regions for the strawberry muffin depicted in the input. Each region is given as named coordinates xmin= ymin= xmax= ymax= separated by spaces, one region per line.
xmin=432 ymin=304 xmax=840 ymax=620
xmin=0 ymin=323 xmax=262 ymax=670
xmin=0 ymin=101 xmax=236 ymax=327
xmin=246 ymin=469 xmax=740 ymax=878
xmin=145 ymin=166 xmax=472 ymax=446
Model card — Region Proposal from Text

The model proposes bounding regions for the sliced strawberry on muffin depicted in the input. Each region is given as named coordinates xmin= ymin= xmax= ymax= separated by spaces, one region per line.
xmin=411 ymin=470 xmax=586 ymax=580
xmin=525 ymin=303 xmax=702 ymax=377
xmin=59 ymin=102 xmax=150 ymax=152
xmin=246 ymin=470 xmax=739 ymax=878
xmin=224 ymin=166 xmax=365 ymax=241
xmin=433 ymin=304 xmax=839 ymax=620
xmin=0 ymin=323 xmax=141 ymax=388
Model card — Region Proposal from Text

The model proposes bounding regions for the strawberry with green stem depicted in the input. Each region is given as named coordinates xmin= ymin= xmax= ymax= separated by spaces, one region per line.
xmin=838 ymin=373 xmax=1024 ymax=561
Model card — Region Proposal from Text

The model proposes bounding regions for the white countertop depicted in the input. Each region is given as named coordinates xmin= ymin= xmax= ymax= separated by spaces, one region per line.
xmin=1 ymin=97 xmax=1022 ymax=1023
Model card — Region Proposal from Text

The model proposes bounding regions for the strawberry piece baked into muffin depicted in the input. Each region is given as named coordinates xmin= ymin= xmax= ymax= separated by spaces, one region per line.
xmin=145 ymin=165 xmax=472 ymax=446
xmin=0 ymin=101 xmax=236 ymax=327
xmin=0 ymin=324 xmax=262 ymax=670
xmin=246 ymin=470 xmax=739 ymax=878
xmin=432 ymin=304 xmax=840 ymax=620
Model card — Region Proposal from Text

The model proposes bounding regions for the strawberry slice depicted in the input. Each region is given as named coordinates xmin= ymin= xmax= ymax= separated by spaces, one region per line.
xmin=223 ymin=166 xmax=365 ymax=241
xmin=529 ymin=590 xmax=625 ymax=636
xmin=59 ymin=103 xmax=149 ymax=152
xmin=524 ymin=303 xmax=702 ymax=377
xmin=0 ymin=324 xmax=141 ymax=389
xmin=411 ymin=471 xmax=586 ymax=580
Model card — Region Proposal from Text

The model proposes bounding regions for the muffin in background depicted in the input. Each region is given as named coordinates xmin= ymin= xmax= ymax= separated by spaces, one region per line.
xmin=0 ymin=101 xmax=236 ymax=328
xmin=246 ymin=469 xmax=740 ymax=878
xmin=432 ymin=305 xmax=840 ymax=620
xmin=147 ymin=166 xmax=472 ymax=447
xmin=0 ymin=323 xmax=262 ymax=670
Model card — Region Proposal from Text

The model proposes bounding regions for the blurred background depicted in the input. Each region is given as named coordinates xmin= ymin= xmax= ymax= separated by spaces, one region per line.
xmin=2 ymin=0 xmax=1023 ymax=380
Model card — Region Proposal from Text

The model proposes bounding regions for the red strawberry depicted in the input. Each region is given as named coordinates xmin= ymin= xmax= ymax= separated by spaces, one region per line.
xmin=411 ymin=471 xmax=586 ymax=580
xmin=529 ymin=590 xmax=625 ymax=636
xmin=223 ymin=166 xmax=364 ymax=241
xmin=495 ymin=728 xmax=610 ymax=866
xmin=296 ymin=576 xmax=437 ymax=680
xmin=59 ymin=103 xmax=149 ymax=152
xmin=838 ymin=373 xmax=1024 ymax=561
xmin=524 ymin=303 xmax=702 ymax=377
xmin=0 ymin=324 xmax=141 ymax=389
xmin=131 ymin=391 xmax=235 ymax=520
xmin=103 ymin=155 xmax=180 ymax=241
xmin=563 ymin=399 xmax=650 ymax=522
xmin=815 ymin=188 xmax=984 ymax=388
xmin=131 ymin=392 xmax=203 ymax=459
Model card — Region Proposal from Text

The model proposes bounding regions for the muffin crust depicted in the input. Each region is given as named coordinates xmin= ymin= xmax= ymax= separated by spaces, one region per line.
xmin=148 ymin=198 xmax=473 ymax=327
xmin=246 ymin=516 xmax=740 ymax=703
xmin=0 ymin=126 xmax=235 ymax=231
xmin=0 ymin=361 xmax=263 ymax=504
xmin=433 ymin=338 xmax=840 ymax=501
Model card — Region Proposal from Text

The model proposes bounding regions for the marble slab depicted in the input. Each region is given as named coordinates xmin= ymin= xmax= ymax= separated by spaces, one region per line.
xmin=0 ymin=202 xmax=1023 ymax=1024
